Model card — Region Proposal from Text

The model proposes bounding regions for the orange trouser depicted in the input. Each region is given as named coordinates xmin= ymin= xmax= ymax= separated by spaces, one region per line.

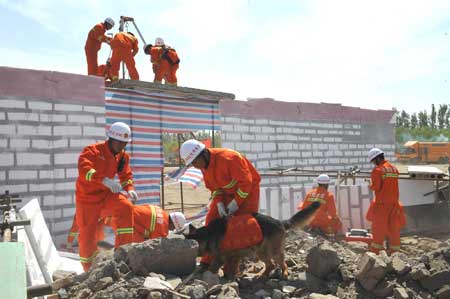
xmin=154 ymin=60 xmax=178 ymax=85
xmin=200 ymin=185 xmax=260 ymax=265
xmin=110 ymin=48 xmax=139 ymax=81
xmin=85 ymin=47 xmax=99 ymax=76
xmin=76 ymin=193 xmax=134 ymax=271
xmin=367 ymin=202 xmax=405 ymax=255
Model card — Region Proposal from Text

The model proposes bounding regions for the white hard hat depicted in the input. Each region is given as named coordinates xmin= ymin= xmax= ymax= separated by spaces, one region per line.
xmin=104 ymin=17 xmax=115 ymax=27
xmin=155 ymin=37 xmax=164 ymax=46
xmin=317 ymin=174 xmax=331 ymax=185
xmin=107 ymin=122 xmax=131 ymax=142
xmin=368 ymin=148 xmax=384 ymax=162
xmin=180 ymin=139 xmax=206 ymax=166
xmin=169 ymin=212 xmax=188 ymax=233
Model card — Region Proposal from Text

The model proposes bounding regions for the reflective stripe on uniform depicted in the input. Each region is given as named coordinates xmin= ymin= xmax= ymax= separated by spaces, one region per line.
xmin=222 ymin=179 xmax=237 ymax=189
xmin=382 ymin=173 xmax=399 ymax=179
xmin=116 ymin=227 xmax=134 ymax=235
xmin=145 ymin=205 xmax=157 ymax=237
xmin=85 ymin=169 xmax=96 ymax=181
xmin=371 ymin=242 xmax=384 ymax=249
xmin=307 ymin=197 xmax=326 ymax=204
xmin=121 ymin=179 xmax=133 ymax=187
xmin=69 ymin=232 xmax=78 ymax=237
xmin=236 ymin=188 xmax=249 ymax=199
xmin=390 ymin=245 xmax=400 ymax=250
xmin=212 ymin=190 xmax=223 ymax=199
xmin=79 ymin=251 xmax=97 ymax=264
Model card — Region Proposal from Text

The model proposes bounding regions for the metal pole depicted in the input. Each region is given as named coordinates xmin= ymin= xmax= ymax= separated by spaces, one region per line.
xmin=161 ymin=168 xmax=165 ymax=209
xmin=177 ymin=134 xmax=185 ymax=213
xmin=131 ymin=20 xmax=147 ymax=45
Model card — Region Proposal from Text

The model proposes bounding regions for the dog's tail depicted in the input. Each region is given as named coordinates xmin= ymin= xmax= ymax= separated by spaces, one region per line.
xmin=282 ymin=201 xmax=320 ymax=230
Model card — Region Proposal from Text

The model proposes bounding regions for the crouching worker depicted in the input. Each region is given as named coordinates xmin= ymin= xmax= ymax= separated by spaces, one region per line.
xmin=299 ymin=174 xmax=342 ymax=239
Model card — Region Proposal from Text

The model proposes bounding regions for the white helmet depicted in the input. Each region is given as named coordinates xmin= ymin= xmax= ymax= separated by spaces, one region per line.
xmin=155 ymin=37 xmax=164 ymax=46
xmin=368 ymin=148 xmax=384 ymax=162
xmin=107 ymin=122 xmax=131 ymax=142
xmin=317 ymin=174 xmax=330 ymax=185
xmin=180 ymin=139 xmax=206 ymax=166
xmin=169 ymin=212 xmax=188 ymax=233
xmin=104 ymin=17 xmax=115 ymax=27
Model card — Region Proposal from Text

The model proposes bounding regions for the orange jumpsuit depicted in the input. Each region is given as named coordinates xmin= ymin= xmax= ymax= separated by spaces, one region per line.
xmin=201 ymin=148 xmax=261 ymax=264
xmin=366 ymin=160 xmax=406 ymax=254
xmin=110 ymin=32 xmax=139 ymax=81
xmin=150 ymin=46 xmax=179 ymax=85
xmin=85 ymin=23 xmax=110 ymax=75
xmin=75 ymin=141 xmax=135 ymax=271
xmin=67 ymin=205 xmax=169 ymax=248
xmin=299 ymin=187 xmax=342 ymax=235
xmin=97 ymin=64 xmax=113 ymax=81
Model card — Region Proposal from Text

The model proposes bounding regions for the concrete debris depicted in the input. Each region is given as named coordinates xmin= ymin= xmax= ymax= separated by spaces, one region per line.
xmin=59 ymin=232 xmax=450 ymax=299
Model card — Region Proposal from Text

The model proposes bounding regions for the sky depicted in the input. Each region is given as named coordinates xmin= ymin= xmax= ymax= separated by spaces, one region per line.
xmin=1 ymin=0 xmax=450 ymax=113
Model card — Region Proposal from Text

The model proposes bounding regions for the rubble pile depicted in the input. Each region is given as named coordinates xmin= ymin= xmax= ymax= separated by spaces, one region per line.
xmin=56 ymin=232 xmax=450 ymax=299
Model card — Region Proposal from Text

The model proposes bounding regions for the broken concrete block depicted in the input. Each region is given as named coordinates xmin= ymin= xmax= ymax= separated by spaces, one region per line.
xmin=355 ymin=252 xmax=387 ymax=291
xmin=216 ymin=284 xmax=240 ymax=299
xmin=372 ymin=279 xmax=394 ymax=298
xmin=143 ymin=277 xmax=173 ymax=290
xmin=393 ymin=287 xmax=409 ymax=299
xmin=93 ymin=277 xmax=114 ymax=291
xmin=308 ymin=294 xmax=340 ymax=299
xmin=436 ymin=285 xmax=450 ymax=299
xmin=306 ymin=242 xmax=341 ymax=278
xmin=114 ymin=238 xmax=198 ymax=276
xmin=420 ymin=270 xmax=450 ymax=292
xmin=391 ymin=253 xmax=411 ymax=275
xmin=409 ymin=263 xmax=430 ymax=280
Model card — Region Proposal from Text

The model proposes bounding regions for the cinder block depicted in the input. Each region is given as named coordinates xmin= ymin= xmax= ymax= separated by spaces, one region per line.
xmin=7 ymin=112 xmax=39 ymax=122
xmin=53 ymin=220 xmax=73 ymax=233
xmin=311 ymin=137 xmax=322 ymax=142
xmin=16 ymin=153 xmax=50 ymax=166
xmin=28 ymin=101 xmax=52 ymax=110
xmin=276 ymin=127 xmax=283 ymax=133
xmin=0 ymin=153 xmax=14 ymax=166
xmin=54 ymin=153 xmax=79 ymax=165
xmin=352 ymin=124 xmax=361 ymax=129
xmin=0 ymin=99 xmax=26 ymax=109
xmin=54 ymin=104 xmax=83 ymax=112
xmin=333 ymin=123 xmax=343 ymax=129
xmin=41 ymin=208 xmax=61 ymax=219
xmin=279 ymin=143 xmax=292 ymax=151
xmin=334 ymin=137 xmax=343 ymax=142
xmin=0 ymin=124 xmax=16 ymax=135
xmin=70 ymin=138 xmax=97 ymax=148
xmin=308 ymin=158 xmax=319 ymax=165
xmin=225 ymin=133 xmax=241 ymax=141
xmin=339 ymin=144 xmax=349 ymax=150
xmin=9 ymin=138 xmax=30 ymax=149
xmin=234 ymin=142 xmax=251 ymax=151
xmin=324 ymin=137 xmax=334 ymax=142
xmin=96 ymin=116 xmax=105 ymax=124
xmin=293 ymin=128 xmax=305 ymax=134
xmin=313 ymin=151 xmax=324 ymax=157
xmin=68 ymin=114 xmax=96 ymax=123
xmin=39 ymin=169 xmax=65 ymax=179
xmin=0 ymin=112 xmax=5 ymax=120
xmin=258 ymin=153 xmax=271 ymax=159
xmin=241 ymin=118 xmax=255 ymax=124
xmin=282 ymin=159 xmax=296 ymax=166
xmin=298 ymin=136 xmax=311 ymax=141
xmin=251 ymin=143 xmax=263 ymax=152
xmin=241 ymin=134 xmax=255 ymax=141
xmin=9 ymin=170 xmax=38 ymax=180
xmin=340 ymin=158 xmax=349 ymax=163
xmin=284 ymin=121 xmax=299 ymax=127
xmin=269 ymin=120 xmax=285 ymax=126
xmin=17 ymin=125 xmax=51 ymax=136
xmin=257 ymin=160 xmax=270 ymax=169
xmin=83 ymin=105 xmax=105 ymax=114
xmin=0 ymin=184 xmax=28 ymax=194
xmin=329 ymin=158 xmax=340 ymax=164
xmin=245 ymin=153 xmax=257 ymax=161
xmin=302 ymin=152 xmax=312 ymax=158
xmin=262 ymin=127 xmax=275 ymax=134
xmin=0 ymin=171 xmax=5 ymax=180
xmin=255 ymin=135 xmax=269 ymax=141
xmin=221 ymin=142 xmax=234 ymax=149
xmin=286 ymin=135 xmax=297 ymax=141
xmin=224 ymin=117 xmax=241 ymax=124
xmin=66 ymin=168 xmax=79 ymax=179
xmin=263 ymin=142 xmax=276 ymax=151
xmin=282 ymin=127 xmax=293 ymax=134
xmin=54 ymin=182 xmax=76 ymax=191
xmin=42 ymin=195 xmax=73 ymax=206
xmin=220 ymin=124 xmax=233 ymax=132
xmin=255 ymin=119 xmax=268 ymax=125
xmin=53 ymin=126 xmax=82 ymax=136
xmin=317 ymin=130 xmax=329 ymax=135
xmin=297 ymin=122 xmax=310 ymax=127
xmin=249 ymin=126 xmax=261 ymax=133
xmin=32 ymin=139 xmax=68 ymax=149
xmin=29 ymin=183 xmax=55 ymax=192
xmin=63 ymin=207 xmax=76 ymax=217
xmin=234 ymin=125 xmax=249 ymax=133
xmin=305 ymin=129 xmax=316 ymax=134
xmin=39 ymin=113 xmax=66 ymax=122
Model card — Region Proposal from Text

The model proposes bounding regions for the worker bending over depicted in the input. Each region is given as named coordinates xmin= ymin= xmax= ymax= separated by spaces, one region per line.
xmin=85 ymin=18 xmax=114 ymax=75
xmin=299 ymin=174 xmax=342 ymax=238
xmin=366 ymin=148 xmax=406 ymax=255
xmin=96 ymin=58 xmax=113 ymax=82
xmin=110 ymin=32 xmax=139 ymax=81
xmin=144 ymin=37 xmax=180 ymax=86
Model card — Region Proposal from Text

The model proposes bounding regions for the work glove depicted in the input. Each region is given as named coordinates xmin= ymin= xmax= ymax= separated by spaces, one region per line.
xmin=127 ymin=190 xmax=139 ymax=203
xmin=102 ymin=177 xmax=121 ymax=193
xmin=217 ymin=202 xmax=228 ymax=218
xmin=226 ymin=199 xmax=239 ymax=216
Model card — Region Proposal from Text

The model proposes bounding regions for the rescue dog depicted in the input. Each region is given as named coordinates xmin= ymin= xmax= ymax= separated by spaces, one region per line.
xmin=185 ymin=201 xmax=320 ymax=279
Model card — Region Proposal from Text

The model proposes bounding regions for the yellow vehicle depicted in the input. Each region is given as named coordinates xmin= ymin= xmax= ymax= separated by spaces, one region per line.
xmin=396 ymin=141 xmax=450 ymax=163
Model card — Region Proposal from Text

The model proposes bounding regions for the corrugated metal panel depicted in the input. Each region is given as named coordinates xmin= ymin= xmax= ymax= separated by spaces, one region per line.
xmin=105 ymin=89 xmax=220 ymax=204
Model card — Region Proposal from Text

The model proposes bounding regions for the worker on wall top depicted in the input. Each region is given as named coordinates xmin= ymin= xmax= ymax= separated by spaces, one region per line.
xmin=366 ymin=148 xmax=406 ymax=255
xmin=85 ymin=18 xmax=114 ymax=76
xmin=110 ymin=31 xmax=140 ymax=81
xmin=143 ymin=37 xmax=180 ymax=86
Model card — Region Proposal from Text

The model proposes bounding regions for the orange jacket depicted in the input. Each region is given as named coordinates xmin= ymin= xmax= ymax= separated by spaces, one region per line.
xmin=150 ymin=46 xmax=180 ymax=65
xmin=202 ymin=148 xmax=261 ymax=207
xmin=132 ymin=204 xmax=169 ymax=239
xmin=85 ymin=23 xmax=108 ymax=52
xmin=369 ymin=160 xmax=399 ymax=204
xmin=220 ymin=214 xmax=262 ymax=251
xmin=300 ymin=187 xmax=340 ymax=227
xmin=111 ymin=32 xmax=138 ymax=53
xmin=76 ymin=141 xmax=134 ymax=203
xmin=97 ymin=64 xmax=113 ymax=81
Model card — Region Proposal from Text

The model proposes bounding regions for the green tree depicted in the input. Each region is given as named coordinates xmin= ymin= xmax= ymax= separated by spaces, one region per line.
xmin=401 ymin=110 xmax=410 ymax=128
xmin=430 ymin=104 xmax=437 ymax=129
xmin=410 ymin=113 xmax=418 ymax=129
xmin=438 ymin=104 xmax=448 ymax=129
xmin=418 ymin=110 xmax=429 ymax=128
xmin=446 ymin=104 xmax=450 ymax=128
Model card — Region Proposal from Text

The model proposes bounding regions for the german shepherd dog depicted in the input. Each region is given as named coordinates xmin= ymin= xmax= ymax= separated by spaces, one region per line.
xmin=185 ymin=201 xmax=320 ymax=279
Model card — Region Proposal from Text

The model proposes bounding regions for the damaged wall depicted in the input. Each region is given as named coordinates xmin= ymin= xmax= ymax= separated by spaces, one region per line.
xmin=0 ymin=66 xmax=106 ymax=247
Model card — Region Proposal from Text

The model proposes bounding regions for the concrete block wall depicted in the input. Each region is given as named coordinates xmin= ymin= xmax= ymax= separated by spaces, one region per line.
xmin=0 ymin=67 xmax=105 ymax=247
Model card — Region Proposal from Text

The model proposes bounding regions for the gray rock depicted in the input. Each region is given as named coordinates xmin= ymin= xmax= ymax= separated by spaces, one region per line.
xmin=298 ymin=272 xmax=326 ymax=292
xmin=391 ymin=253 xmax=411 ymax=275
xmin=117 ymin=261 xmax=130 ymax=274
xmin=75 ymin=288 xmax=92 ymax=299
xmin=52 ymin=270 xmax=76 ymax=281
xmin=254 ymin=289 xmax=270 ymax=298
xmin=206 ymin=284 xmax=223 ymax=296
xmin=393 ymin=287 xmax=409 ymax=299
xmin=184 ymin=284 xmax=207 ymax=299
xmin=355 ymin=252 xmax=387 ymax=291
xmin=93 ymin=277 xmax=114 ymax=291
xmin=216 ymin=285 xmax=240 ymax=299
xmin=306 ymin=242 xmax=341 ymax=278
xmin=147 ymin=291 xmax=162 ymax=299
xmin=436 ymin=285 xmax=450 ymax=299
xmin=114 ymin=238 xmax=198 ymax=276
xmin=409 ymin=263 xmax=430 ymax=280
xmin=202 ymin=271 xmax=220 ymax=288
xmin=272 ymin=289 xmax=285 ymax=299
xmin=372 ymin=279 xmax=394 ymax=298
xmin=308 ymin=294 xmax=340 ymax=299
xmin=419 ymin=270 xmax=450 ymax=291
xmin=111 ymin=287 xmax=129 ymax=299
xmin=282 ymin=285 xmax=296 ymax=295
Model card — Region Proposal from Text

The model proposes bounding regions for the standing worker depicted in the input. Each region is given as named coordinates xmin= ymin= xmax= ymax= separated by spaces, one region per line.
xmin=85 ymin=18 xmax=115 ymax=75
xmin=299 ymin=174 xmax=342 ymax=238
xmin=366 ymin=148 xmax=406 ymax=255
xmin=179 ymin=139 xmax=261 ymax=268
xmin=144 ymin=37 xmax=180 ymax=86
xmin=110 ymin=32 xmax=140 ymax=81
xmin=75 ymin=122 xmax=138 ymax=271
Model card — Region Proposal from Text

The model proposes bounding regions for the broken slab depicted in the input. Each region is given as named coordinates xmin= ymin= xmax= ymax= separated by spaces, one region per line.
xmin=306 ymin=241 xmax=341 ymax=278
xmin=355 ymin=252 xmax=387 ymax=291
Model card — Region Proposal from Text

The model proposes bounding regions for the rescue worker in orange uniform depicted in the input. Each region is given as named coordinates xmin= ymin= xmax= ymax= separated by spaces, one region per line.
xmin=179 ymin=139 xmax=261 ymax=268
xmin=85 ymin=18 xmax=114 ymax=75
xmin=366 ymin=148 xmax=406 ymax=255
xmin=299 ymin=174 xmax=342 ymax=238
xmin=75 ymin=122 xmax=138 ymax=271
xmin=96 ymin=58 xmax=113 ymax=82
xmin=67 ymin=207 xmax=188 ymax=248
xmin=143 ymin=37 xmax=180 ymax=86
xmin=110 ymin=32 xmax=139 ymax=81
